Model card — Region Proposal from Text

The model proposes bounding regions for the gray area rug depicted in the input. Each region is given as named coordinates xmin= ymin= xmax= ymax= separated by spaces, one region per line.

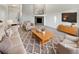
xmin=18 ymin=26 xmax=65 ymax=54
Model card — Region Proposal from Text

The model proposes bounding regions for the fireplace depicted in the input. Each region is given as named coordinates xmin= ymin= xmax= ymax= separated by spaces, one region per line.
xmin=35 ymin=16 xmax=44 ymax=25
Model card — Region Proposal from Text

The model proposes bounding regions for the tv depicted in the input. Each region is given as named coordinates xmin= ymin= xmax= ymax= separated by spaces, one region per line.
xmin=62 ymin=12 xmax=77 ymax=23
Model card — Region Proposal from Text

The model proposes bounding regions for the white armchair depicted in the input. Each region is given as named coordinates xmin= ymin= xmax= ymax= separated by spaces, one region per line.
xmin=22 ymin=21 xmax=35 ymax=31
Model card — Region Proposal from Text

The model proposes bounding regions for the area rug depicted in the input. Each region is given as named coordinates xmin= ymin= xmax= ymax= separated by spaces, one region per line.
xmin=18 ymin=26 xmax=63 ymax=54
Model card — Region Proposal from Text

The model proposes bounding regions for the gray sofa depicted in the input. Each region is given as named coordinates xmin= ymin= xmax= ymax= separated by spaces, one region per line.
xmin=0 ymin=23 xmax=26 ymax=54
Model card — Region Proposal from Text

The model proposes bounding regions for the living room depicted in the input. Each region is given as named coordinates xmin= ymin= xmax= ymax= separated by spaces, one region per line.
xmin=0 ymin=4 xmax=79 ymax=54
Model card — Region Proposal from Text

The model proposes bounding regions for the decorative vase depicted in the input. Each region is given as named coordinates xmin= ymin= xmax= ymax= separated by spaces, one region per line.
xmin=42 ymin=31 xmax=46 ymax=36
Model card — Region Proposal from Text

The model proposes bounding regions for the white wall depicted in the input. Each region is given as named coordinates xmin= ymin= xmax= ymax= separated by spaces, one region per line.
xmin=22 ymin=4 xmax=46 ymax=25
xmin=0 ymin=4 xmax=78 ymax=28
xmin=8 ymin=6 xmax=19 ymax=20
xmin=77 ymin=10 xmax=79 ymax=28
xmin=0 ymin=5 xmax=8 ymax=20
xmin=45 ymin=6 xmax=79 ymax=28
xmin=22 ymin=4 xmax=79 ymax=28
xmin=22 ymin=4 xmax=34 ymax=23
xmin=0 ymin=5 xmax=20 ymax=21
xmin=45 ymin=5 xmax=62 ymax=28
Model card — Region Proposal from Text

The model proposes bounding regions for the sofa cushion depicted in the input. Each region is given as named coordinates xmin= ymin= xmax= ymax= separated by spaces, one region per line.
xmin=65 ymin=34 xmax=79 ymax=42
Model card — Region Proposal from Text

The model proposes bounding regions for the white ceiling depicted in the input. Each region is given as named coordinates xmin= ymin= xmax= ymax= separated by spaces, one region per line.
xmin=0 ymin=4 xmax=79 ymax=13
xmin=46 ymin=4 xmax=79 ymax=13
xmin=22 ymin=4 xmax=79 ymax=13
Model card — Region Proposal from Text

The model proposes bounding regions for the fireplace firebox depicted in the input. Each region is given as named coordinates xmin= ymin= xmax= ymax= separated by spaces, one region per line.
xmin=35 ymin=16 xmax=44 ymax=25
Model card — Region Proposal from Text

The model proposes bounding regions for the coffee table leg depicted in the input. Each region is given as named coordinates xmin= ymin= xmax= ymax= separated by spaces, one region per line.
xmin=40 ymin=42 xmax=44 ymax=49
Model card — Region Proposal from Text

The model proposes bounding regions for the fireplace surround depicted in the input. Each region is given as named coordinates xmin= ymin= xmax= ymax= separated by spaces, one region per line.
xmin=35 ymin=16 xmax=44 ymax=25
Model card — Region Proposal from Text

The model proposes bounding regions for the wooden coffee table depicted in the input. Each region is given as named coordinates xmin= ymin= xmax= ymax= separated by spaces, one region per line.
xmin=32 ymin=29 xmax=53 ymax=47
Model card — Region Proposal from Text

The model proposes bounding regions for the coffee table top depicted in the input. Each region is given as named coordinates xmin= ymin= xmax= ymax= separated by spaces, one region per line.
xmin=32 ymin=29 xmax=53 ymax=42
